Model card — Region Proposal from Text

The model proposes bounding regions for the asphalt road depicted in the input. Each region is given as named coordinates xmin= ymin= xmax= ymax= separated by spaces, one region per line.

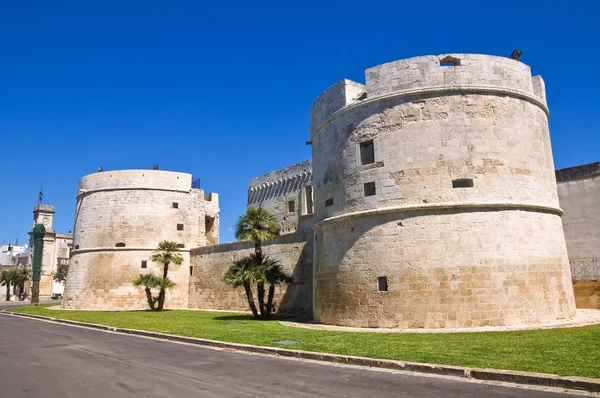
xmin=0 ymin=314 xmax=582 ymax=398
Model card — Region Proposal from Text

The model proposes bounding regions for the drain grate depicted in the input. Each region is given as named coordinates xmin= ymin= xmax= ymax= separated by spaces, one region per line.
xmin=275 ymin=340 xmax=298 ymax=345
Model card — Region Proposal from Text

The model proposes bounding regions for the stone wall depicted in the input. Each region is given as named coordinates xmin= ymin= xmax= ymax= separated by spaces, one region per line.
xmin=248 ymin=160 xmax=314 ymax=235
xmin=310 ymin=53 xmax=575 ymax=328
xmin=573 ymin=280 xmax=600 ymax=309
xmin=63 ymin=169 xmax=219 ymax=310
xmin=556 ymin=162 xmax=600 ymax=260
xmin=189 ymin=231 xmax=313 ymax=315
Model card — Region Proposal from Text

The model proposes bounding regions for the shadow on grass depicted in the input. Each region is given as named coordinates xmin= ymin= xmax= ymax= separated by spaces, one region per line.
xmin=213 ymin=315 xmax=255 ymax=321
xmin=213 ymin=314 xmax=299 ymax=322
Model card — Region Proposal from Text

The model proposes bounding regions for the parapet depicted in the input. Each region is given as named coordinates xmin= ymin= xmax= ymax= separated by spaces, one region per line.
xmin=556 ymin=162 xmax=600 ymax=182
xmin=77 ymin=169 xmax=193 ymax=195
xmin=310 ymin=53 xmax=547 ymax=138
xmin=248 ymin=160 xmax=312 ymax=206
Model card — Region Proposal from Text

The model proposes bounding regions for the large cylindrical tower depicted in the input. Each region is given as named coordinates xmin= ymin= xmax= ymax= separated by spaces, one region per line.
xmin=62 ymin=169 xmax=219 ymax=310
xmin=310 ymin=54 xmax=576 ymax=328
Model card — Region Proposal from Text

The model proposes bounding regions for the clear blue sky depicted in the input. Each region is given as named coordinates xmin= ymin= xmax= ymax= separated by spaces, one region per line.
xmin=1 ymin=0 xmax=598 ymax=245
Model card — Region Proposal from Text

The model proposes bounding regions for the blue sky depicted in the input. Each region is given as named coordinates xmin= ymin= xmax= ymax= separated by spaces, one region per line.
xmin=1 ymin=0 xmax=598 ymax=245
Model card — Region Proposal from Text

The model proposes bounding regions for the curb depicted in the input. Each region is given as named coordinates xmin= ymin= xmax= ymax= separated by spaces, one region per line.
xmin=3 ymin=311 xmax=600 ymax=393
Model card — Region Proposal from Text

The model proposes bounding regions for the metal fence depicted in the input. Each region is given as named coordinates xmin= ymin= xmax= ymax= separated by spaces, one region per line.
xmin=570 ymin=258 xmax=600 ymax=281
xmin=191 ymin=178 xmax=201 ymax=189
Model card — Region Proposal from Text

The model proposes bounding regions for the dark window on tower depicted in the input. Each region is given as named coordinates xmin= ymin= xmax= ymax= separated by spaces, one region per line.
xmin=452 ymin=178 xmax=474 ymax=188
xmin=74 ymin=245 xmax=80 ymax=250
xmin=177 ymin=224 xmax=184 ymax=231
xmin=325 ymin=198 xmax=334 ymax=207
xmin=141 ymin=260 xmax=147 ymax=269
xmin=360 ymin=140 xmax=375 ymax=165
xmin=364 ymin=182 xmax=376 ymax=196
xmin=115 ymin=242 xmax=126 ymax=247
xmin=304 ymin=185 xmax=314 ymax=214
xmin=378 ymin=276 xmax=388 ymax=292
xmin=189 ymin=266 xmax=194 ymax=276
xmin=172 ymin=202 xmax=179 ymax=209
xmin=288 ymin=199 xmax=296 ymax=213
xmin=177 ymin=243 xmax=185 ymax=248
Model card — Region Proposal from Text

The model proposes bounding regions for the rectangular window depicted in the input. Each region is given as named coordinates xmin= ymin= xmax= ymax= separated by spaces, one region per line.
xmin=452 ymin=178 xmax=474 ymax=188
xmin=360 ymin=140 xmax=375 ymax=165
xmin=378 ymin=276 xmax=388 ymax=292
xmin=172 ymin=202 xmax=179 ymax=209
xmin=141 ymin=260 xmax=147 ymax=269
xmin=305 ymin=185 xmax=314 ymax=214
xmin=364 ymin=182 xmax=376 ymax=196
xmin=189 ymin=266 xmax=193 ymax=276
xmin=177 ymin=224 xmax=184 ymax=231
xmin=177 ymin=243 xmax=185 ymax=248
xmin=287 ymin=199 xmax=296 ymax=213
xmin=325 ymin=198 xmax=334 ymax=207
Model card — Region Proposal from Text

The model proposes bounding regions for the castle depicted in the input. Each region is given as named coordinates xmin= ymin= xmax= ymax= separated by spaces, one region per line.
xmin=62 ymin=53 xmax=579 ymax=328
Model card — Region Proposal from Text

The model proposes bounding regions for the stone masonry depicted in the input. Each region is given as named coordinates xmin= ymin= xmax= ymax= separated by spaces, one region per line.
xmin=62 ymin=169 xmax=219 ymax=310
xmin=63 ymin=53 xmax=582 ymax=329
xmin=310 ymin=54 xmax=575 ymax=328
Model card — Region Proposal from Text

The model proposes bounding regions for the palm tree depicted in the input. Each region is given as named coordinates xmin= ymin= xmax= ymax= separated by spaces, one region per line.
xmin=222 ymin=254 xmax=292 ymax=320
xmin=149 ymin=241 xmax=183 ymax=310
xmin=235 ymin=207 xmax=279 ymax=257
xmin=234 ymin=208 xmax=278 ymax=316
xmin=261 ymin=258 xmax=293 ymax=317
xmin=133 ymin=274 xmax=176 ymax=311
xmin=53 ymin=267 xmax=67 ymax=283
xmin=150 ymin=240 xmax=183 ymax=279
xmin=222 ymin=256 xmax=260 ymax=318
xmin=133 ymin=274 xmax=160 ymax=310
xmin=155 ymin=277 xmax=176 ymax=311
xmin=0 ymin=268 xmax=15 ymax=301
xmin=12 ymin=268 xmax=31 ymax=300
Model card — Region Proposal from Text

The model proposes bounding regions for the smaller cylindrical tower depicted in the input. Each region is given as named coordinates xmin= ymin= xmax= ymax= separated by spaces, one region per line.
xmin=310 ymin=54 xmax=575 ymax=328
xmin=62 ymin=169 xmax=219 ymax=310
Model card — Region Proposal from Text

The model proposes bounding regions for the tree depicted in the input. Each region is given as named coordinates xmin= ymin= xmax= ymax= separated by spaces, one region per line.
xmin=222 ymin=253 xmax=292 ymax=320
xmin=261 ymin=258 xmax=293 ymax=318
xmin=234 ymin=208 xmax=279 ymax=316
xmin=133 ymin=274 xmax=175 ymax=311
xmin=53 ymin=267 xmax=67 ymax=283
xmin=235 ymin=207 xmax=279 ymax=257
xmin=149 ymin=241 xmax=183 ymax=310
xmin=222 ymin=256 xmax=260 ymax=318
xmin=0 ymin=268 xmax=16 ymax=301
xmin=12 ymin=268 xmax=31 ymax=300
xmin=150 ymin=241 xmax=183 ymax=279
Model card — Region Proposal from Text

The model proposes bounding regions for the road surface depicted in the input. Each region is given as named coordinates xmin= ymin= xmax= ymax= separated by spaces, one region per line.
xmin=0 ymin=314 xmax=581 ymax=397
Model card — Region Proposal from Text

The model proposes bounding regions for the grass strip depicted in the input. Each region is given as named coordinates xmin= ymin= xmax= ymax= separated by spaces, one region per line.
xmin=7 ymin=305 xmax=600 ymax=379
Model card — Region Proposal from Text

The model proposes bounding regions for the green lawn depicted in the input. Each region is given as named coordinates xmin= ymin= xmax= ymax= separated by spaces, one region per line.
xmin=7 ymin=305 xmax=600 ymax=379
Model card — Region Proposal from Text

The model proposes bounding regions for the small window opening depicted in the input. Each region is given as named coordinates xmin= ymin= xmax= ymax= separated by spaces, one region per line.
xmin=364 ymin=182 xmax=376 ymax=197
xmin=304 ymin=185 xmax=314 ymax=214
xmin=172 ymin=202 xmax=179 ymax=209
xmin=189 ymin=266 xmax=193 ymax=276
xmin=439 ymin=55 xmax=461 ymax=67
xmin=141 ymin=260 xmax=147 ymax=269
xmin=378 ymin=276 xmax=388 ymax=292
xmin=177 ymin=243 xmax=185 ymax=248
xmin=452 ymin=178 xmax=474 ymax=188
xmin=205 ymin=216 xmax=216 ymax=245
xmin=360 ymin=140 xmax=375 ymax=165
xmin=325 ymin=198 xmax=334 ymax=207
xmin=115 ymin=242 xmax=126 ymax=248
xmin=177 ymin=224 xmax=184 ymax=231
xmin=74 ymin=245 xmax=79 ymax=250
xmin=287 ymin=199 xmax=296 ymax=213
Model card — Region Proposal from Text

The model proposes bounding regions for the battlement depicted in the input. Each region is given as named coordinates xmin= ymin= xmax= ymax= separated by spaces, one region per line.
xmin=78 ymin=169 xmax=194 ymax=195
xmin=310 ymin=53 xmax=547 ymax=137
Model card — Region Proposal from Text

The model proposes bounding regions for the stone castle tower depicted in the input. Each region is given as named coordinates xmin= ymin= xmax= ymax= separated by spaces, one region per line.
xmin=62 ymin=169 xmax=219 ymax=309
xmin=309 ymin=54 xmax=576 ymax=328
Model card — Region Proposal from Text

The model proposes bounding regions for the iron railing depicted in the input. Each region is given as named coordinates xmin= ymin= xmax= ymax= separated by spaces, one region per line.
xmin=191 ymin=178 xmax=201 ymax=189
xmin=570 ymin=258 xmax=600 ymax=281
